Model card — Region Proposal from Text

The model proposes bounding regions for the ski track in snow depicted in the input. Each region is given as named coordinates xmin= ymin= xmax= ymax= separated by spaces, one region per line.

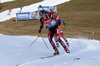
xmin=0 ymin=34 xmax=100 ymax=66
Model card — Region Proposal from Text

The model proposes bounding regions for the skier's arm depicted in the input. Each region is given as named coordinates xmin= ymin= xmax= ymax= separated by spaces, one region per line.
xmin=61 ymin=18 xmax=66 ymax=26
xmin=38 ymin=18 xmax=44 ymax=34
xmin=54 ymin=15 xmax=66 ymax=26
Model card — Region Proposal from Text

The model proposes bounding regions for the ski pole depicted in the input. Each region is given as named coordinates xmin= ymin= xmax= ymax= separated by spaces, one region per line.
xmin=63 ymin=28 xmax=94 ymax=34
xmin=39 ymin=5 xmax=45 ymax=10
xmin=40 ymin=34 xmax=49 ymax=49
xmin=69 ymin=29 xmax=94 ymax=34
xmin=29 ymin=35 xmax=40 ymax=47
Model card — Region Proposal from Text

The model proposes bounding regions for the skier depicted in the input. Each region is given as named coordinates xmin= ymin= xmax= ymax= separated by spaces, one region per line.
xmin=49 ymin=13 xmax=69 ymax=47
xmin=38 ymin=10 xmax=70 ymax=55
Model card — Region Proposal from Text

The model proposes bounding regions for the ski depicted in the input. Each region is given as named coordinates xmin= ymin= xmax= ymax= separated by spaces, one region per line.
xmin=41 ymin=54 xmax=60 ymax=59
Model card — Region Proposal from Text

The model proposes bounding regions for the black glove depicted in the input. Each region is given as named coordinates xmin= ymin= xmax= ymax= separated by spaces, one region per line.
xmin=38 ymin=29 xmax=41 ymax=34
xmin=63 ymin=22 xmax=66 ymax=26
xmin=46 ymin=26 xmax=48 ymax=29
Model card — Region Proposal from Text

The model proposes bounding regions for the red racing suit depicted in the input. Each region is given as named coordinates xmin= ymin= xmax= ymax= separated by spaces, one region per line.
xmin=49 ymin=14 xmax=68 ymax=42
xmin=39 ymin=14 xmax=68 ymax=53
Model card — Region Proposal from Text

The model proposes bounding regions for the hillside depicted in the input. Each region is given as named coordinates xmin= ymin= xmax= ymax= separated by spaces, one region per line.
xmin=0 ymin=0 xmax=100 ymax=40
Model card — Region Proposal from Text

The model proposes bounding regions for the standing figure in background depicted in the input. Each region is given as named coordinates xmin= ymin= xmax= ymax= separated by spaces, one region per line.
xmin=20 ymin=6 xmax=23 ymax=12
xmin=8 ymin=8 xmax=12 ymax=15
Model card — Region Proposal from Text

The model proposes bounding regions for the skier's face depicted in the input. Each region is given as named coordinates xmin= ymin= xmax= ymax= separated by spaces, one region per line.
xmin=40 ymin=13 xmax=46 ymax=18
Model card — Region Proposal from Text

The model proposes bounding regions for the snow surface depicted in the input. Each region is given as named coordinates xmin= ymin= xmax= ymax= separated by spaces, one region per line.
xmin=0 ymin=0 xmax=14 ymax=3
xmin=0 ymin=0 xmax=70 ymax=22
xmin=0 ymin=34 xmax=100 ymax=66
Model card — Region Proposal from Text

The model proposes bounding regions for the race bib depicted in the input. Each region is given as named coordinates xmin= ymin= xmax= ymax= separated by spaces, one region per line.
xmin=46 ymin=20 xmax=57 ymax=28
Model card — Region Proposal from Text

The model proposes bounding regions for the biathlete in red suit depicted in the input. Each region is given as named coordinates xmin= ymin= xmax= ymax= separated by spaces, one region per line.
xmin=49 ymin=13 xmax=69 ymax=47
xmin=38 ymin=10 xmax=70 ymax=55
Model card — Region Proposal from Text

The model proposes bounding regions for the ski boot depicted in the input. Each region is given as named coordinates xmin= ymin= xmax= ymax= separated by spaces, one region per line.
xmin=66 ymin=41 xmax=69 ymax=47
xmin=63 ymin=44 xmax=70 ymax=53
xmin=64 ymin=48 xmax=70 ymax=53
xmin=56 ymin=41 xmax=60 ymax=47
xmin=67 ymin=50 xmax=70 ymax=53
xmin=53 ymin=45 xmax=59 ymax=55
xmin=54 ymin=51 xmax=59 ymax=55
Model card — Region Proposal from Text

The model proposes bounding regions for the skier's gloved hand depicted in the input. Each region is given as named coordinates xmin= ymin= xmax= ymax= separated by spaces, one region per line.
xmin=38 ymin=29 xmax=41 ymax=34
xmin=58 ymin=25 xmax=61 ymax=29
xmin=63 ymin=22 xmax=66 ymax=26
xmin=46 ymin=26 xmax=48 ymax=29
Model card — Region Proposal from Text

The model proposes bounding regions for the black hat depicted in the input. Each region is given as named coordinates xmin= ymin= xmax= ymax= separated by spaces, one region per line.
xmin=39 ymin=10 xmax=48 ymax=14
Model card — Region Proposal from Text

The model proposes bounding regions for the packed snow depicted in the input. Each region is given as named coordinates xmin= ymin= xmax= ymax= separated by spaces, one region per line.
xmin=0 ymin=34 xmax=100 ymax=66
xmin=0 ymin=0 xmax=70 ymax=22
xmin=0 ymin=0 xmax=14 ymax=3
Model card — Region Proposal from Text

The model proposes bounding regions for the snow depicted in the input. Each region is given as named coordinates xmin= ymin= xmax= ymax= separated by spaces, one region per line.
xmin=0 ymin=0 xmax=70 ymax=22
xmin=0 ymin=0 xmax=14 ymax=3
xmin=0 ymin=34 xmax=100 ymax=66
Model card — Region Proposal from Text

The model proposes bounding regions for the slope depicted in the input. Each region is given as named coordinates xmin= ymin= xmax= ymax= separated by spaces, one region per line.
xmin=0 ymin=34 xmax=100 ymax=66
